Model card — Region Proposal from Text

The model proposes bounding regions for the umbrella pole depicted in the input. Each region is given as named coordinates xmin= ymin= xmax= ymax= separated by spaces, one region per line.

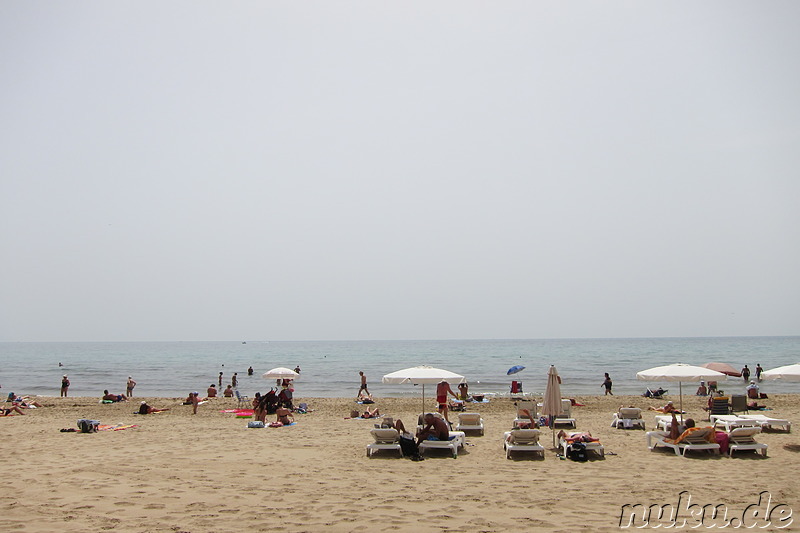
xmin=422 ymin=383 xmax=425 ymax=420
xmin=679 ymin=382 xmax=683 ymax=418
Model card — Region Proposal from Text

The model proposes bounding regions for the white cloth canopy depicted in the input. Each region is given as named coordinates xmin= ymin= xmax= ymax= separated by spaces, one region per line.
xmin=382 ymin=366 xmax=465 ymax=415
xmin=637 ymin=363 xmax=727 ymax=415
xmin=382 ymin=366 xmax=465 ymax=385
xmin=761 ymin=363 xmax=800 ymax=382
xmin=261 ymin=367 xmax=300 ymax=380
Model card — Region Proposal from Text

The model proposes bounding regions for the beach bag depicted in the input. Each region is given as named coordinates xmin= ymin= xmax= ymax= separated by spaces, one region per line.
xmin=398 ymin=435 xmax=419 ymax=457
xmin=77 ymin=419 xmax=99 ymax=433
xmin=567 ymin=441 xmax=588 ymax=462
xmin=247 ymin=421 xmax=265 ymax=428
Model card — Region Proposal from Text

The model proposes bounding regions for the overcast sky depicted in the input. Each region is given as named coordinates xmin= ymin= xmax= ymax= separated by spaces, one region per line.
xmin=1 ymin=2 xmax=798 ymax=342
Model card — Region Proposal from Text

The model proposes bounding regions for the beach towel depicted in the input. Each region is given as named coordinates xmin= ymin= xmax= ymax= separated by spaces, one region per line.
xmin=267 ymin=422 xmax=296 ymax=428
xmin=98 ymin=424 xmax=138 ymax=431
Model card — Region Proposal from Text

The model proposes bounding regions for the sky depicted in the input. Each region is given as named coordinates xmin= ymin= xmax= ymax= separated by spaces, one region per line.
xmin=1 ymin=2 xmax=799 ymax=342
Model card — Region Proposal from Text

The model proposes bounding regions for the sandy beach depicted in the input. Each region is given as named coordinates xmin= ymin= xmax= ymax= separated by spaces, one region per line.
xmin=1 ymin=393 xmax=797 ymax=532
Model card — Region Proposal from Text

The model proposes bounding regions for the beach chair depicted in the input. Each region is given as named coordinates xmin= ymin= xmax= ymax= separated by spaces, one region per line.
xmin=709 ymin=397 xmax=730 ymax=417
xmin=739 ymin=414 xmax=792 ymax=433
xmin=455 ymin=413 xmax=484 ymax=435
xmin=645 ymin=427 xmax=720 ymax=457
xmin=366 ymin=428 xmax=403 ymax=458
xmin=553 ymin=399 xmax=577 ymax=428
xmin=418 ymin=431 xmax=466 ymax=458
xmin=235 ymin=389 xmax=250 ymax=408
xmin=513 ymin=401 xmax=537 ymax=428
xmin=611 ymin=407 xmax=645 ymax=429
xmin=727 ymin=427 xmax=768 ymax=457
xmin=709 ymin=415 xmax=762 ymax=432
xmin=504 ymin=429 xmax=545 ymax=459
xmin=730 ymin=395 xmax=749 ymax=413
xmin=559 ymin=432 xmax=604 ymax=458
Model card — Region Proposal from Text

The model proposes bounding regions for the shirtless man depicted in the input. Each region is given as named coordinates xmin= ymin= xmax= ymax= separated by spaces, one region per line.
xmin=126 ymin=376 xmax=136 ymax=397
xmin=436 ymin=380 xmax=459 ymax=423
xmin=207 ymin=384 xmax=218 ymax=398
xmin=416 ymin=413 xmax=450 ymax=444
xmin=358 ymin=371 xmax=369 ymax=397
xmin=102 ymin=390 xmax=127 ymax=402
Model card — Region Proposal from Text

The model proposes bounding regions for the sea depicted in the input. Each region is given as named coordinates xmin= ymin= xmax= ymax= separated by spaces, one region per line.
xmin=1 ymin=337 xmax=798 ymax=399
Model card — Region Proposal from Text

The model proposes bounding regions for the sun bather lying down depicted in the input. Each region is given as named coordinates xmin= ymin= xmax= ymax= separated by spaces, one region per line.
xmin=648 ymin=401 xmax=684 ymax=414
xmin=665 ymin=426 xmax=715 ymax=445
xmin=557 ymin=431 xmax=599 ymax=443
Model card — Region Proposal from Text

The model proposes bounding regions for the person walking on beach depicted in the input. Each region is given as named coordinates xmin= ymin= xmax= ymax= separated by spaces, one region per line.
xmin=601 ymin=373 xmax=613 ymax=395
xmin=61 ymin=375 xmax=70 ymax=397
xmin=126 ymin=376 xmax=136 ymax=397
xmin=741 ymin=365 xmax=751 ymax=383
xmin=755 ymin=364 xmax=763 ymax=381
xmin=231 ymin=372 xmax=238 ymax=389
xmin=358 ymin=371 xmax=369 ymax=397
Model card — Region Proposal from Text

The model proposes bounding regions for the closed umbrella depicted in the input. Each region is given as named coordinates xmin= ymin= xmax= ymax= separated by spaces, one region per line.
xmin=382 ymin=366 xmax=465 ymax=416
xmin=637 ymin=363 xmax=727 ymax=415
xmin=701 ymin=362 xmax=742 ymax=377
xmin=761 ymin=363 xmax=800 ymax=382
xmin=541 ymin=365 xmax=564 ymax=447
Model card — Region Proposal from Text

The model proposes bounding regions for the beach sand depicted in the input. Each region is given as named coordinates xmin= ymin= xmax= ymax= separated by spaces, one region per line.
xmin=1 ymin=393 xmax=798 ymax=532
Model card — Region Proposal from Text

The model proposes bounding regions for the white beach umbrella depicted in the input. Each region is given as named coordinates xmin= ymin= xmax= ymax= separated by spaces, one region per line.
xmin=636 ymin=363 xmax=727 ymax=415
xmin=262 ymin=367 xmax=300 ymax=381
xmin=540 ymin=365 xmax=564 ymax=447
xmin=382 ymin=366 xmax=465 ymax=415
xmin=761 ymin=363 xmax=800 ymax=382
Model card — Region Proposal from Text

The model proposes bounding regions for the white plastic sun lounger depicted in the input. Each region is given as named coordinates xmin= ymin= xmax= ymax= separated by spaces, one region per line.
xmin=727 ymin=427 xmax=768 ymax=457
xmin=366 ymin=428 xmax=403 ymax=458
xmin=739 ymin=414 xmax=791 ymax=432
xmin=646 ymin=428 xmax=720 ymax=457
xmin=709 ymin=415 xmax=762 ymax=432
xmin=612 ymin=407 xmax=645 ymax=429
xmin=418 ymin=431 xmax=466 ymax=458
xmin=504 ymin=429 xmax=545 ymax=459
xmin=513 ymin=401 xmax=537 ymax=428
xmin=559 ymin=432 xmax=604 ymax=458
xmin=455 ymin=413 xmax=484 ymax=435
xmin=654 ymin=415 xmax=685 ymax=431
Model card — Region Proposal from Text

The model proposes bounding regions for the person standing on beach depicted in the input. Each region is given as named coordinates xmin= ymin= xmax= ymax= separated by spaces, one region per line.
xmin=741 ymin=365 xmax=751 ymax=382
xmin=436 ymin=380 xmax=459 ymax=424
xmin=126 ymin=376 xmax=136 ymax=397
xmin=358 ymin=371 xmax=369 ymax=397
xmin=61 ymin=375 xmax=70 ymax=397
xmin=601 ymin=373 xmax=613 ymax=395
xmin=218 ymin=372 xmax=223 ymax=387
xmin=231 ymin=373 xmax=238 ymax=389
xmin=191 ymin=392 xmax=200 ymax=414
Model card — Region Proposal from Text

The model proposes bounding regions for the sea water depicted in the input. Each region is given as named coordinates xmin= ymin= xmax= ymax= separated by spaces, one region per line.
xmin=1 ymin=337 xmax=798 ymax=399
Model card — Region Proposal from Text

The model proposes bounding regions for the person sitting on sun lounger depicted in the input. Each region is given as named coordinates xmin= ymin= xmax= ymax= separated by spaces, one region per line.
xmin=416 ymin=413 xmax=450 ymax=444
xmin=663 ymin=418 xmax=714 ymax=445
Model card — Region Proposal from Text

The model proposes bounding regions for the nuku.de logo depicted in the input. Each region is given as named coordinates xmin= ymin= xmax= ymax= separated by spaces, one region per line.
xmin=619 ymin=491 xmax=793 ymax=529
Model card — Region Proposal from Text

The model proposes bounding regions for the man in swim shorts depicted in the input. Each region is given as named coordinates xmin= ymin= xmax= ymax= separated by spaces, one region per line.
xmin=358 ymin=371 xmax=369 ymax=397
xmin=436 ymin=380 xmax=458 ymax=424
xmin=416 ymin=413 xmax=450 ymax=444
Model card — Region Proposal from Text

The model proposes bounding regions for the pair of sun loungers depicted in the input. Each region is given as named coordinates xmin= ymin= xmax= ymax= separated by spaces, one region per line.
xmin=710 ymin=414 xmax=791 ymax=432
xmin=365 ymin=427 xmax=467 ymax=458
xmin=646 ymin=426 xmax=768 ymax=457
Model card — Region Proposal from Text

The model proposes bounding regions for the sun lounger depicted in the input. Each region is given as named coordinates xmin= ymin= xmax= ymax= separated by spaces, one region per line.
xmin=455 ymin=412 xmax=484 ymax=435
xmin=418 ymin=431 xmax=466 ymax=458
xmin=554 ymin=399 xmax=577 ymax=428
xmin=709 ymin=415 xmax=762 ymax=432
xmin=654 ymin=415 xmax=685 ymax=431
xmin=612 ymin=407 xmax=645 ymax=429
xmin=559 ymin=432 xmax=604 ymax=458
xmin=739 ymin=414 xmax=791 ymax=432
xmin=504 ymin=429 xmax=545 ymax=459
xmin=513 ymin=401 xmax=537 ymax=428
xmin=646 ymin=428 xmax=720 ymax=457
xmin=727 ymin=427 xmax=768 ymax=457
xmin=366 ymin=428 xmax=403 ymax=458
